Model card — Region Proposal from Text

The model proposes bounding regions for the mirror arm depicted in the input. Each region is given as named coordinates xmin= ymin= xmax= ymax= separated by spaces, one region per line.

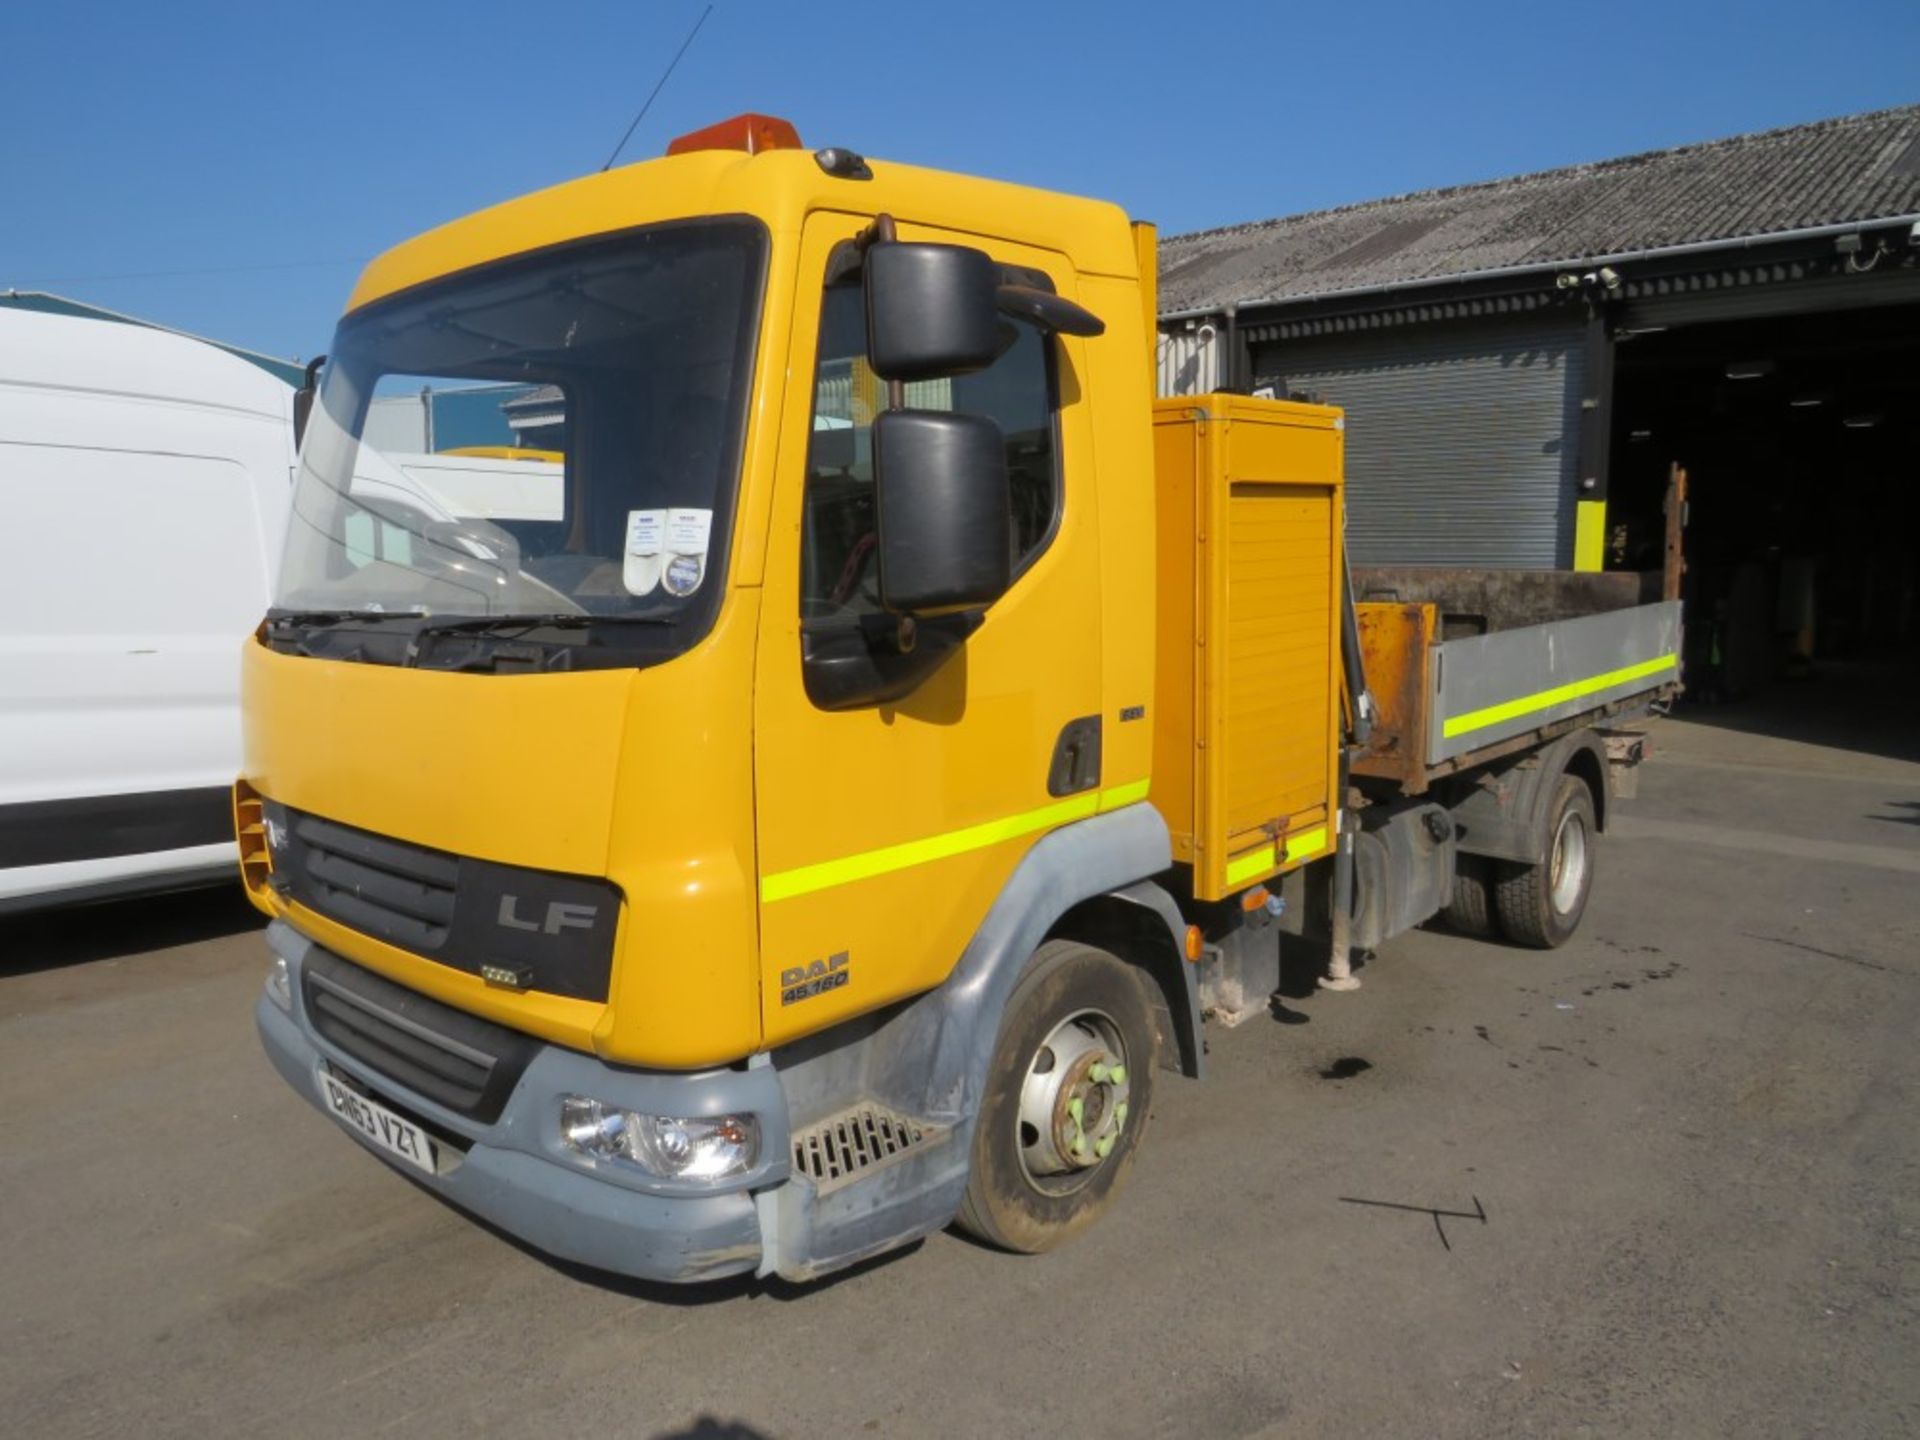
xmin=995 ymin=285 xmax=1104 ymax=337
xmin=291 ymin=353 xmax=327 ymax=449
xmin=858 ymin=214 xmax=907 ymax=411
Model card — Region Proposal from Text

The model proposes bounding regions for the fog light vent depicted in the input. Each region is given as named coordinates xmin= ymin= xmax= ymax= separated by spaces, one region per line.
xmin=791 ymin=1104 xmax=933 ymax=1192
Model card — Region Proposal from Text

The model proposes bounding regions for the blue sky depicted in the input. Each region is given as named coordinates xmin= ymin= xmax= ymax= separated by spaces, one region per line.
xmin=6 ymin=0 xmax=1915 ymax=362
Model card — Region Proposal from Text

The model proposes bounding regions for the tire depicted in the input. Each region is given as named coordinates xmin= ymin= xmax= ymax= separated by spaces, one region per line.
xmin=1493 ymin=774 xmax=1597 ymax=949
xmin=1441 ymin=853 xmax=1499 ymax=938
xmin=955 ymin=939 xmax=1160 ymax=1254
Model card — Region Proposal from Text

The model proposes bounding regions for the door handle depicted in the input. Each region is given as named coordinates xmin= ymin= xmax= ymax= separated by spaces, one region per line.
xmin=1047 ymin=715 xmax=1102 ymax=797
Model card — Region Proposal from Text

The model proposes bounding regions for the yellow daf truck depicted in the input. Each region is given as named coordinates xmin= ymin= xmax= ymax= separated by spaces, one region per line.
xmin=242 ymin=114 xmax=1680 ymax=1282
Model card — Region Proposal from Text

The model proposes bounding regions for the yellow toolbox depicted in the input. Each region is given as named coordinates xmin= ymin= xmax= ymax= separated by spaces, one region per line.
xmin=1150 ymin=393 xmax=1346 ymax=900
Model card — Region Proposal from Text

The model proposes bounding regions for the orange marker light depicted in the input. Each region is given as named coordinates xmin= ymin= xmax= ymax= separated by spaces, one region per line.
xmin=665 ymin=113 xmax=803 ymax=157
xmin=1184 ymin=925 xmax=1204 ymax=963
xmin=1240 ymin=886 xmax=1270 ymax=912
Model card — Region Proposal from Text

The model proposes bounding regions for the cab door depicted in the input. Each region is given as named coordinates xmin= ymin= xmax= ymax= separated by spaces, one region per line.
xmin=752 ymin=211 xmax=1104 ymax=1046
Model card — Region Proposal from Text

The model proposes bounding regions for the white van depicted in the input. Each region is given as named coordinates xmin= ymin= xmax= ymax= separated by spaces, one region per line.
xmin=0 ymin=308 xmax=298 ymax=913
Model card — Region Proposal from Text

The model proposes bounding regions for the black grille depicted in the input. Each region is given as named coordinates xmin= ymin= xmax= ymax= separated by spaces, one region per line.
xmin=290 ymin=812 xmax=458 ymax=953
xmin=269 ymin=803 xmax=621 ymax=1002
xmin=303 ymin=947 xmax=538 ymax=1124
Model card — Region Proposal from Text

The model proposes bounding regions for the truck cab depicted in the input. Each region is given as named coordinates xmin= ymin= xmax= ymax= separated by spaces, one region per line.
xmin=247 ymin=116 xmax=1185 ymax=1282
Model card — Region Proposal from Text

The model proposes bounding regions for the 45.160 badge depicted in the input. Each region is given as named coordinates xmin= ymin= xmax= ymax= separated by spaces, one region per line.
xmin=780 ymin=950 xmax=849 ymax=1006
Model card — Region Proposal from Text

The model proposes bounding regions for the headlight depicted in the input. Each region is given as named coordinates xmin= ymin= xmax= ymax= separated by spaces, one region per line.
xmin=265 ymin=954 xmax=293 ymax=1011
xmin=560 ymin=1096 xmax=759 ymax=1181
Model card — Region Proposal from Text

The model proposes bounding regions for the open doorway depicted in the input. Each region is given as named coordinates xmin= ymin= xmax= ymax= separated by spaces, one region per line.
xmin=1608 ymin=302 xmax=1920 ymax=763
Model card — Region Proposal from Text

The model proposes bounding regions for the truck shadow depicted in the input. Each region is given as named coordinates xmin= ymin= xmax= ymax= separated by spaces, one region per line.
xmin=1271 ymin=935 xmax=1374 ymax=1011
xmin=651 ymin=1421 xmax=775 ymax=1440
xmin=0 ymin=884 xmax=263 ymax=977
xmin=1274 ymin=935 xmax=1325 ymax=1001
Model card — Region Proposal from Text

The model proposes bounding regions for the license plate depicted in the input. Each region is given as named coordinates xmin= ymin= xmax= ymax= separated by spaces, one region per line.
xmin=319 ymin=1071 xmax=437 ymax=1176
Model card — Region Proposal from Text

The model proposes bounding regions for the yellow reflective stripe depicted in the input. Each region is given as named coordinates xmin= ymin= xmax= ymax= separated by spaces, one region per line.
xmin=1223 ymin=824 xmax=1332 ymax=890
xmin=1442 ymin=652 xmax=1677 ymax=740
xmin=1224 ymin=844 xmax=1276 ymax=888
xmin=760 ymin=778 xmax=1153 ymax=903
xmin=1287 ymin=826 xmax=1330 ymax=863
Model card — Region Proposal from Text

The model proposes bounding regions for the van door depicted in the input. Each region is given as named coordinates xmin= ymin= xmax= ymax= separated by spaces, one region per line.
xmin=751 ymin=212 xmax=1105 ymax=1046
xmin=0 ymin=386 xmax=279 ymax=900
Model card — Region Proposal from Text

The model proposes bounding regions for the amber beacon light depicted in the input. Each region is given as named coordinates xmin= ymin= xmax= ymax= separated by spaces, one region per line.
xmin=665 ymin=113 xmax=803 ymax=156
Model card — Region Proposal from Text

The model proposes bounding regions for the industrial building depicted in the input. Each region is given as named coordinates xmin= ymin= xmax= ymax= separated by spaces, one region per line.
xmin=1158 ymin=105 xmax=1920 ymax=689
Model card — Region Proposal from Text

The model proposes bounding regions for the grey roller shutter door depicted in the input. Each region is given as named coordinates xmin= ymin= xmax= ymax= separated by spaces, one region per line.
xmin=1253 ymin=317 xmax=1584 ymax=568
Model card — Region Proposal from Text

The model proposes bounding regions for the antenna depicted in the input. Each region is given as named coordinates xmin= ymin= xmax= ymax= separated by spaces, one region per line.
xmin=601 ymin=4 xmax=716 ymax=172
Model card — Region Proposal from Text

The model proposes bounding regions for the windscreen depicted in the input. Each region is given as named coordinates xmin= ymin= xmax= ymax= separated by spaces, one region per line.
xmin=275 ymin=220 xmax=766 ymax=652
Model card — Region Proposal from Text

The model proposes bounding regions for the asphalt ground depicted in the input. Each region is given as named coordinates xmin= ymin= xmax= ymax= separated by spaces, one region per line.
xmin=3 ymin=698 xmax=1917 ymax=1439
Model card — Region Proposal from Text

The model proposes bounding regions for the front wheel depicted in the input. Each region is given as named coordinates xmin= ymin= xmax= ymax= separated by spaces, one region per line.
xmin=1494 ymin=774 xmax=1597 ymax=948
xmin=955 ymin=940 xmax=1159 ymax=1254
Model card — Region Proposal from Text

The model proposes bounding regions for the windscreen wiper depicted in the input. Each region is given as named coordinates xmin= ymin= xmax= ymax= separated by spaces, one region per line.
xmin=268 ymin=609 xmax=413 ymax=629
xmin=403 ymin=612 xmax=675 ymax=665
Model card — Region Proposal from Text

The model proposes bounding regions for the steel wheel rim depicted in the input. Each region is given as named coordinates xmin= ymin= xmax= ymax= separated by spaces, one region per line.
xmin=1549 ymin=807 xmax=1589 ymax=915
xmin=1015 ymin=1008 xmax=1132 ymax=1197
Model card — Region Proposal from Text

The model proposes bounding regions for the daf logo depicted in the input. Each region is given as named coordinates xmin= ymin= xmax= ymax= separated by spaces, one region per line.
xmin=496 ymin=895 xmax=599 ymax=935
xmin=780 ymin=950 xmax=850 ymax=1006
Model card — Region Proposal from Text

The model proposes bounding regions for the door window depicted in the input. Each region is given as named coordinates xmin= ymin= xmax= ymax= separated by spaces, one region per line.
xmin=800 ymin=273 xmax=1059 ymax=623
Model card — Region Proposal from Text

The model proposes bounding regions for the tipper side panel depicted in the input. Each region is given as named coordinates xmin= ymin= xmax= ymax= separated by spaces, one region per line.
xmin=1152 ymin=396 xmax=1344 ymax=902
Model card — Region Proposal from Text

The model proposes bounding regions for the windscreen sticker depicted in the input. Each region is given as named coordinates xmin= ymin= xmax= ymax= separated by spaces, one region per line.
xmin=623 ymin=508 xmax=665 ymax=595
xmin=662 ymin=553 xmax=703 ymax=597
xmin=666 ymin=507 xmax=712 ymax=556
xmin=626 ymin=509 xmax=664 ymax=555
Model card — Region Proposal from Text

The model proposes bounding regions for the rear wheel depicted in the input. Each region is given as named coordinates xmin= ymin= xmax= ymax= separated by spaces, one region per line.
xmin=1440 ymin=853 xmax=1498 ymax=937
xmin=1493 ymin=774 xmax=1596 ymax=948
xmin=955 ymin=940 xmax=1159 ymax=1253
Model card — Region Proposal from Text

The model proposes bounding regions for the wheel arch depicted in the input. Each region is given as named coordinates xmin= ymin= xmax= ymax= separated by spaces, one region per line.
xmin=1046 ymin=886 xmax=1204 ymax=1080
xmin=800 ymin=803 xmax=1186 ymax=1136
xmin=757 ymin=803 xmax=1188 ymax=1280
xmin=1449 ymin=729 xmax=1610 ymax=864
xmin=1560 ymin=739 xmax=1608 ymax=833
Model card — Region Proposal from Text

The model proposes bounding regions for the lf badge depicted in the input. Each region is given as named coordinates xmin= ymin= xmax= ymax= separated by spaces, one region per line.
xmin=781 ymin=950 xmax=849 ymax=1006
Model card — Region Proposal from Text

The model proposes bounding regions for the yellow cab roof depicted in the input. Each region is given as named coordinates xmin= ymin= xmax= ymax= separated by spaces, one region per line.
xmin=345 ymin=145 xmax=1141 ymax=314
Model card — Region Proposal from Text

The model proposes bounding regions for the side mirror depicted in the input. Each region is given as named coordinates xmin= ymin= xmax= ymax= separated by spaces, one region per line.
xmin=873 ymin=410 xmax=1011 ymax=615
xmin=865 ymin=243 xmax=1001 ymax=382
xmin=292 ymin=355 xmax=326 ymax=450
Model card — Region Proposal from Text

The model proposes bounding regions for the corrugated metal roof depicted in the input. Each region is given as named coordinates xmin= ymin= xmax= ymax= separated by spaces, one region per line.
xmin=1160 ymin=105 xmax=1920 ymax=314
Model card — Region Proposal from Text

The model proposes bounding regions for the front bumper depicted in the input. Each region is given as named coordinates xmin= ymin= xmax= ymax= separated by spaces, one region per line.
xmin=255 ymin=920 xmax=784 ymax=1284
